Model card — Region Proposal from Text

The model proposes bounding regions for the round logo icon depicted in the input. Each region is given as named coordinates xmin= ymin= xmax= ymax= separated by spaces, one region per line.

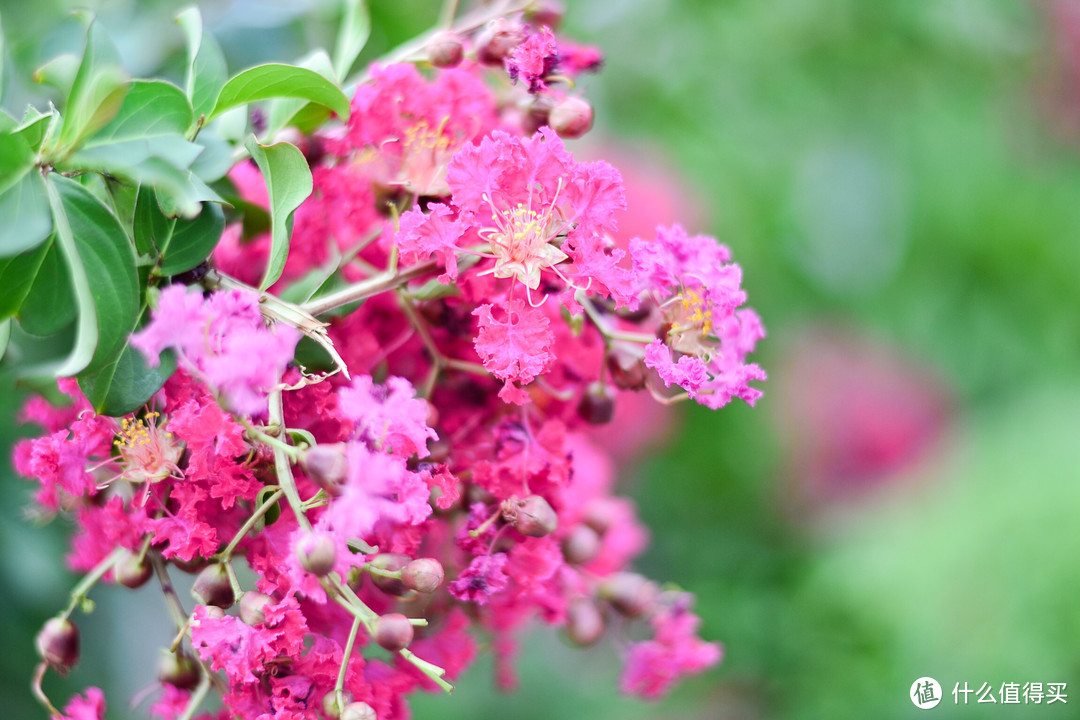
xmin=911 ymin=677 xmax=942 ymax=709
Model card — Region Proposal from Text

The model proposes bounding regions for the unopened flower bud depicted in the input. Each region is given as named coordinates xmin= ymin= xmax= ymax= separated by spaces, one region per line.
xmin=192 ymin=564 xmax=236 ymax=609
xmin=114 ymin=548 xmax=152 ymax=589
xmin=428 ymin=31 xmax=464 ymax=68
xmin=523 ymin=94 xmax=554 ymax=135
xmin=341 ymin=701 xmax=378 ymax=720
xmin=476 ymin=18 xmax=523 ymax=65
xmin=582 ymin=499 xmax=618 ymax=535
xmin=561 ymin=524 xmax=601 ymax=565
xmin=606 ymin=348 xmax=647 ymax=390
xmin=302 ymin=443 xmax=348 ymax=495
xmin=369 ymin=553 xmax=409 ymax=596
xmin=172 ymin=554 xmax=210 ymax=574
xmin=577 ymin=381 xmax=616 ymax=425
xmin=401 ymin=558 xmax=444 ymax=593
xmin=549 ymin=96 xmax=593 ymax=139
xmin=502 ymin=495 xmax=558 ymax=537
xmin=296 ymin=532 xmax=337 ymax=577
xmin=565 ymin=597 xmax=604 ymax=646
xmin=374 ymin=613 xmax=414 ymax=652
xmin=322 ymin=690 xmax=353 ymax=719
xmin=36 ymin=617 xmax=79 ymax=672
xmin=239 ymin=591 xmax=273 ymax=626
xmin=158 ymin=649 xmax=200 ymax=690
xmin=599 ymin=572 xmax=658 ymax=618
xmin=526 ymin=0 xmax=565 ymax=29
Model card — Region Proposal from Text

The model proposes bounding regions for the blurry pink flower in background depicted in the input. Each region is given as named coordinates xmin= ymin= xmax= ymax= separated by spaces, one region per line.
xmin=774 ymin=327 xmax=953 ymax=510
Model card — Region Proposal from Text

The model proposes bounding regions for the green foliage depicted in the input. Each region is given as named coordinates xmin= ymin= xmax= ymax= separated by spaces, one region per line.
xmin=244 ymin=135 xmax=313 ymax=290
xmin=209 ymin=63 xmax=351 ymax=123
xmin=0 ymin=5 xmax=353 ymax=415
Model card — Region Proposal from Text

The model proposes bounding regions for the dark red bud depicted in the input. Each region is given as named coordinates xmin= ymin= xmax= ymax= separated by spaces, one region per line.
xmin=577 ymin=381 xmax=616 ymax=425
xmin=561 ymin=524 xmax=601 ymax=565
xmin=36 ymin=617 xmax=79 ymax=672
xmin=158 ymin=649 xmax=200 ymax=690
xmin=549 ymin=96 xmax=593 ymax=139
xmin=171 ymin=554 xmax=210 ymax=574
xmin=565 ymin=597 xmax=604 ymax=646
xmin=296 ymin=532 xmax=337 ymax=577
xmin=600 ymin=572 xmax=659 ymax=618
xmin=114 ymin=548 xmax=152 ymax=589
xmin=428 ymin=30 xmax=465 ymax=68
xmin=302 ymin=443 xmax=348 ymax=495
xmin=502 ymin=495 xmax=558 ymax=537
xmin=526 ymin=1 xmax=565 ymax=29
xmin=239 ymin=591 xmax=273 ymax=626
xmin=341 ymin=701 xmax=378 ymax=720
xmin=369 ymin=553 xmax=410 ymax=596
xmin=401 ymin=558 xmax=445 ymax=593
xmin=192 ymin=564 xmax=235 ymax=609
xmin=476 ymin=18 xmax=523 ymax=65
xmin=374 ymin=613 xmax=415 ymax=652
xmin=606 ymin=349 xmax=647 ymax=391
xmin=523 ymin=94 xmax=555 ymax=135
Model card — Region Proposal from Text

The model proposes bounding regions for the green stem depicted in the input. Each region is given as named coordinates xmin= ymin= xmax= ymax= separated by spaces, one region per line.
xmin=335 ymin=615 xmax=363 ymax=712
xmin=269 ymin=391 xmax=313 ymax=531
xmin=217 ymin=488 xmax=284 ymax=561
xmin=61 ymin=546 xmax=125 ymax=619
xmin=577 ymin=291 xmax=657 ymax=345
xmin=177 ymin=673 xmax=210 ymax=720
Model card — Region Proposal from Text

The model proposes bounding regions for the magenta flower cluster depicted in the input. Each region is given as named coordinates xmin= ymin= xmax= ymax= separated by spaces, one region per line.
xmin=19 ymin=8 xmax=764 ymax=720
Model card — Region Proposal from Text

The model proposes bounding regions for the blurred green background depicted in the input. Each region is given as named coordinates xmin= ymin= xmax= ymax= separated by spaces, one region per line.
xmin=3 ymin=0 xmax=1080 ymax=718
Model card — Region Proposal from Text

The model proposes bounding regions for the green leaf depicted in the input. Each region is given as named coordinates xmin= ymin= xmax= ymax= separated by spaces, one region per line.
xmin=333 ymin=0 xmax=371 ymax=82
xmin=0 ymin=130 xmax=34 ymax=195
xmin=0 ymin=318 xmax=10 ymax=362
xmin=16 ymin=238 xmax=75 ymax=336
xmin=55 ymin=18 xmax=129 ymax=154
xmin=243 ymin=136 xmax=312 ymax=289
xmin=0 ymin=172 xmax=53 ymax=257
xmin=79 ymin=343 xmax=176 ymax=416
xmin=265 ymin=50 xmax=335 ymax=140
xmin=88 ymin=79 xmax=192 ymax=144
xmin=135 ymin=186 xmax=225 ymax=274
xmin=189 ymin=130 xmax=233 ymax=183
xmin=15 ymin=107 xmax=55 ymax=152
xmin=62 ymin=135 xmax=207 ymax=219
xmin=210 ymin=64 xmax=350 ymax=123
xmin=33 ymin=53 xmax=81 ymax=96
xmin=159 ymin=202 xmax=225 ymax=275
xmin=176 ymin=7 xmax=228 ymax=124
xmin=47 ymin=174 xmax=139 ymax=376
xmin=0 ymin=240 xmax=50 ymax=319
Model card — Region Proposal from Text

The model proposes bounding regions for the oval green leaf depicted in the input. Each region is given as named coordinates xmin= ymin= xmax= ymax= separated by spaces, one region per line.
xmin=210 ymin=64 xmax=350 ymax=123
xmin=244 ymin=136 xmax=312 ymax=290
xmin=0 ymin=171 xmax=53 ymax=257
xmin=79 ymin=343 xmax=177 ymax=416
xmin=48 ymin=174 xmax=139 ymax=375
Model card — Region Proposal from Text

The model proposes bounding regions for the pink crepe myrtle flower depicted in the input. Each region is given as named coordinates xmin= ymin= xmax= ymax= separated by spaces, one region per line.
xmin=633 ymin=225 xmax=766 ymax=408
xmin=394 ymin=202 xmax=465 ymax=283
xmin=473 ymin=299 xmax=554 ymax=403
xmin=334 ymin=63 xmax=497 ymax=196
xmin=446 ymin=127 xmax=626 ymax=302
xmin=506 ymin=26 xmax=559 ymax=92
xmin=338 ymin=375 xmax=438 ymax=456
xmin=51 ymin=687 xmax=106 ymax=720
xmin=450 ymin=552 xmax=510 ymax=604
xmin=131 ymin=286 xmax=299 ymax=416
xmin=620 ymin=600 xmax=723 ymax=699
